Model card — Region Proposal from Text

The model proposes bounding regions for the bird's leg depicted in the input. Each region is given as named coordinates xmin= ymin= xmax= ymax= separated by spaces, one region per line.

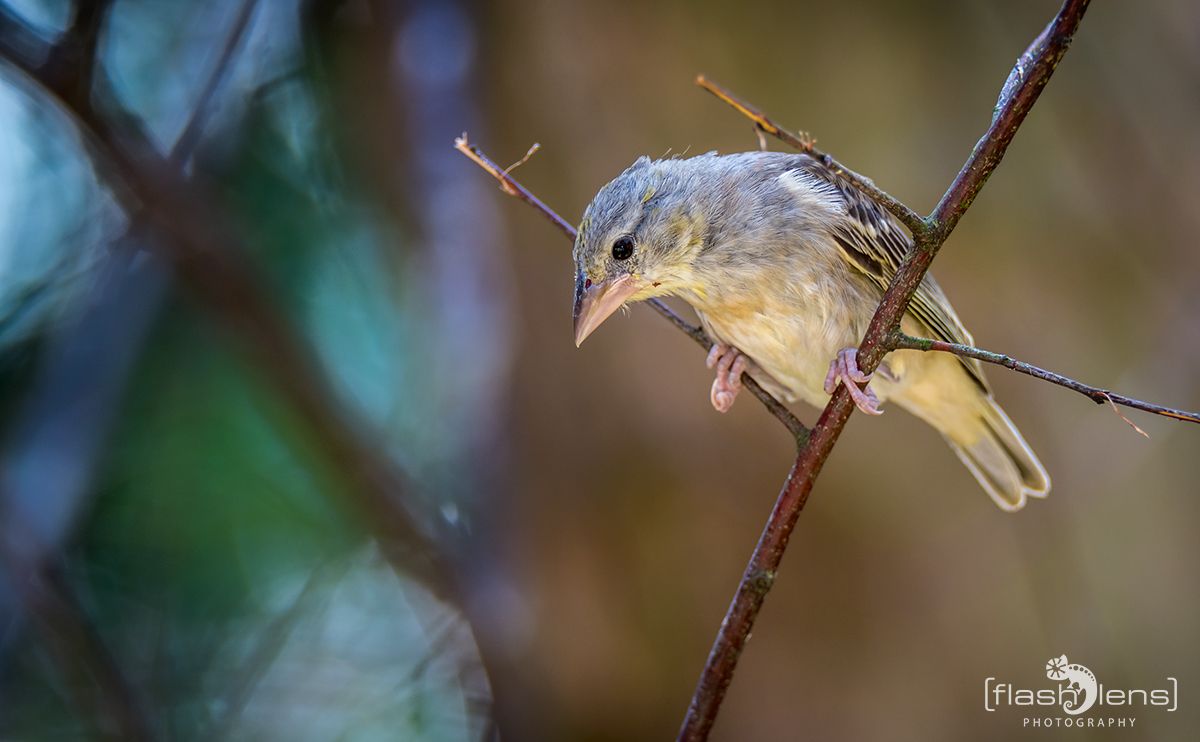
xmin=706 ymin=343 xmax=750 ymax=413
xmin=823 ymin=347 xmax=883 ymax=416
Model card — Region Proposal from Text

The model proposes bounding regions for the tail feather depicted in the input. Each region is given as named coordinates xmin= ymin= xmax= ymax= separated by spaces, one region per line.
xmin=948 ymin=398 xmax=1050 ymax=511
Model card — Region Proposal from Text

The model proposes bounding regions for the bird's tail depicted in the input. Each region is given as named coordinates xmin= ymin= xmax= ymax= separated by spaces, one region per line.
xmin=946 ymin=397 xmax=1050 ymax=511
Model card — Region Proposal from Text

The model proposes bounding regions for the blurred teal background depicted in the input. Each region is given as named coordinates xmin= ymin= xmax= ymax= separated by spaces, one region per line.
xmin=0 ymin=1 xmax=1197 ymax=740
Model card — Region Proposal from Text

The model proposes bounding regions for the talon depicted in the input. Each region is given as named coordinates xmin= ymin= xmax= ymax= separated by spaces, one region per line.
xmin=711 ymin=387 xmax=735 ymax=413
xmin=708 ymin=344 xmax=750 ymax=412
xmin=825 ymin=347 xmax=883 ymax=415
xmin=728 ymin=355 xmax=748 ymax=388
xmin=706 ymin=343 xmax=729 ymax=370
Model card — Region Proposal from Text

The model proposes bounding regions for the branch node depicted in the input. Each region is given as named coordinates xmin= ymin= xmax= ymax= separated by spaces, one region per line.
xmin=747 ymin=569 xmax=775 ymax=596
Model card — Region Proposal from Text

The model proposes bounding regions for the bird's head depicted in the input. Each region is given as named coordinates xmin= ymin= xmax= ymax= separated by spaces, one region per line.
xmin=571 ymin=156 xmax=705 ymax=346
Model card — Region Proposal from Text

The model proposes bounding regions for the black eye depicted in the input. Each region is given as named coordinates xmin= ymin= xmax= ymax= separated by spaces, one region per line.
xmin=611 ymin=236 xmax=635 ymax=261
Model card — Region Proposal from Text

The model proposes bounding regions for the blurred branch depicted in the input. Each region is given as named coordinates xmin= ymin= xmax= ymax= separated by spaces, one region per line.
xmin=1 ymin=557 xmax=154 ymax=741
xmin=0 ymin=7 xmax=472 ymax=737
xmin=679 ymin=2 xmax=1091 ymax=739
xmin=48 ymin=0 xmax=112 ymax=103
xmin=0 ymin=3 xmax=277 ymax=737
xmin=453 ymin=135 xmax=810 ymax=442
xmin=0 ymin=5 xmax=51 ymax=76
xmin=171 ymin=0 xmax=258 ymax=164
xmin=890 ymin=333 xmax=1200 ymax=426
xmin=207 ymin=562 xmax=341 ymax=739
xmin=0 ymin=0 xmax=456 ymax=599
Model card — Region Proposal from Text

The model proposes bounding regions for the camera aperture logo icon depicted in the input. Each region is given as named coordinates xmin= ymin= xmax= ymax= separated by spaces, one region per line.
xmin=1044 ymin=655 xmax=1097 ymax=715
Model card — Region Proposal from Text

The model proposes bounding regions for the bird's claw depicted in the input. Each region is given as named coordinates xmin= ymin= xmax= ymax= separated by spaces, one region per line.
xmin=708 ymin=343 xmax=749 ymax=413
xmin=823 ymin=347 xmax=883 ymax=416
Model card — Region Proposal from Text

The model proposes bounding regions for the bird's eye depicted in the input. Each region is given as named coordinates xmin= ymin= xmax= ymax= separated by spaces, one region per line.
xmin=611 ymin=236 xmax=635 ymax=261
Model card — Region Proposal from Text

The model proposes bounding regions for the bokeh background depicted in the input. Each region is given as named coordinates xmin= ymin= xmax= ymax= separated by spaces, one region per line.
xmin=1 ymin=0 xmax=1197 ymax=740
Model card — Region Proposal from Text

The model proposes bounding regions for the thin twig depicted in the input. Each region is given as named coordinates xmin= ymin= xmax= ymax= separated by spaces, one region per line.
xmin=695 ymin=74 xmax=928 ymax=236
xmin=503 ymin=142 xmax=540 ymax=175
xmin=889 ymin=333 xmax=1200 ymax=426
xmin=453 ymin=135 xmax=810 ymax=442
xmin=678 ymin=2 xmax=1091 ymax=739
xmin=1101 ymin=394 xmax=1150 ymax=439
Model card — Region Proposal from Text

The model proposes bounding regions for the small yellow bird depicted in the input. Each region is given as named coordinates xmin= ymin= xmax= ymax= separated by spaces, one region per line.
xmin=572 ymin=152 xmax=1049 ymax=510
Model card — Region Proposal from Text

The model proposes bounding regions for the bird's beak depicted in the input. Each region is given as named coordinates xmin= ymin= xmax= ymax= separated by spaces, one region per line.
xmin=573 ymin=271 xmax=643 ymax=347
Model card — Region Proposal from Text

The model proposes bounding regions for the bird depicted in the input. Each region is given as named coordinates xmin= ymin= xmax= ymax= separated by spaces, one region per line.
xmin=571 ymin=151 xmax=1049 ymax=510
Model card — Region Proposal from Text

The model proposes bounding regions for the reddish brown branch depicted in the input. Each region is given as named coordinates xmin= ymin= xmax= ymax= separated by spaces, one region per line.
xmin=678 ymin=1 xmax=1091 ymax=739
xmin=890 ymin=333 xmax=1200 ymax=426
xmin=454 ymin=135 xmax=810 ymax=442
xmin=930 ymin=0 xmax=1092 ymax=239
xmin=460 ymin=3 xmax=1111 ymax=738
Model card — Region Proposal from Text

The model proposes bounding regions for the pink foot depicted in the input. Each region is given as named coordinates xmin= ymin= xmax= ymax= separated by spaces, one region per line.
xmin=823 ymin=347 xmax=883 ymax=416
xmin=706 ymin=343 xmax=750 ymax=413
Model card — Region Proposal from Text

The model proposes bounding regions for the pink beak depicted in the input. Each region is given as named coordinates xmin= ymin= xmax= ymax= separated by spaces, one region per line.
xmin=573 ymin=271 xmax=643 ymax=346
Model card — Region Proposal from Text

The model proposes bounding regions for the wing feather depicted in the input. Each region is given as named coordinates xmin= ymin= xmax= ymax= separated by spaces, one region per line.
xmin=792 ymin=158 xmax=989 ymax=392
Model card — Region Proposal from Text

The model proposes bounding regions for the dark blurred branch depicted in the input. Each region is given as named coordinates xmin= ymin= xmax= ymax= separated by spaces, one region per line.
xmin=0 ymin=4 xmax=279 ymax=737
xmin=0 ymin=0 xmax=455 ymax=598
xmin=679 ymin=2 xmax=1090 ymax=739
xmin=0 ymin=9 xmax=469 ymax=738
xmin=0 ymin=5 xmax=51 ymax=75
xmin=890 ymin=333 xmax=1200 ymax=426
xmin=0 ymin=6 xmax=155 ymax=740
xmin=208 ymin=562 xmax=340 ymax=739
xmin=454 ymin=136 xmax=810 ymax=442
xmin=1 ymin=557 xmax=154 ymax=741
xmin=49 ymin=0 xmax=112 ymax=102
xmin=171 ymin=0 xmax=258 ymax=164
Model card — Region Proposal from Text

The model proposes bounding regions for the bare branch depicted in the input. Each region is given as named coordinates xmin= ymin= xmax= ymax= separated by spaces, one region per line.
xmin=679 ymin=2 xmax=1091 ymax=739
xmin=929 ymin=0 xmax=1091 ymax=238
xmin=695 ymin=74 xmax=927 ymax=236
xmin=453 ymin=135 xmax=810 ymax=442
xmin=890 ymin=333 xmax=1200 ymax=426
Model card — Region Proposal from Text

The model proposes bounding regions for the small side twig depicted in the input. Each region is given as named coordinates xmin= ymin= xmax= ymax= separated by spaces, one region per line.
xmin=695 ymin=74 xmax=927 ymax=236
xmin=453 ymin=134 xmax=810 ymax=442
xmin=889 ymin=333 xmax=1200 ymax=426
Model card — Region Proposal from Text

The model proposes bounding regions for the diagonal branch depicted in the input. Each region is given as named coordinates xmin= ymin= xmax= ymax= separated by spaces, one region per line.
xmin=889 ymin=333 xmax=1200 ymax=425
xmin=678 ymin=2 xmax=1091 ymax=739
xmin=171 ymin=0 xmax=258 ymax=165
xmin=454 ymin=135 xmax=810 ymax=441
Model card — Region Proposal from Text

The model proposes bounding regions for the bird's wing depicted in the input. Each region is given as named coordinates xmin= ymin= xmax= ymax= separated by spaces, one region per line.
xmin=794 ymin=158 xmax=989 ymax=392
